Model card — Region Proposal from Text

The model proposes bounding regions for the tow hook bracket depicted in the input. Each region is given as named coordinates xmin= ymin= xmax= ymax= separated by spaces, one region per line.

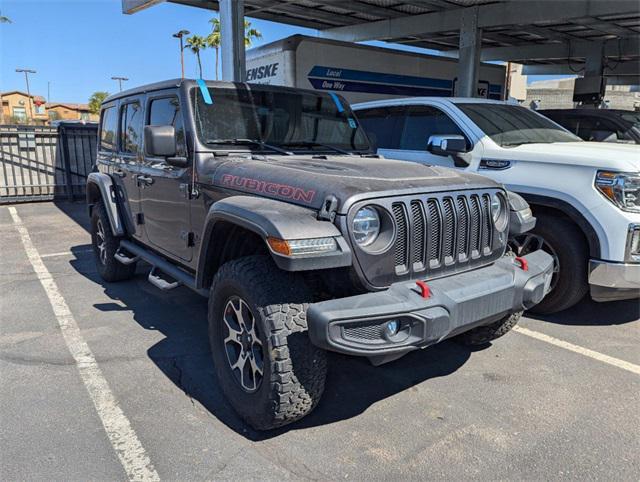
xmin=415 ymin=280 xmax=431 ymax=299
xmin=514 ymin=256 xmax=529 ymax=271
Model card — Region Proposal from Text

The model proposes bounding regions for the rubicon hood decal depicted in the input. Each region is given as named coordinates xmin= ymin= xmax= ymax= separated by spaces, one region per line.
xmin=220 ymin=174 xmax=316 ymax=203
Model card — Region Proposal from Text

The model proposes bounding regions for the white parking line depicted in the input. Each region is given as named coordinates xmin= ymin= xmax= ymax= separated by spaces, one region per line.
xmin=40 ymin=248 xmax=93 ymax=258
xmin=8 ymin=207 xmax=160 ymax=482
xmin=514 ymin=325 xmax=640 ymax=376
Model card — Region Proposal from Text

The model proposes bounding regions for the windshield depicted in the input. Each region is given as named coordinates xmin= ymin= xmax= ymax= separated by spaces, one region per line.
xmin=192 ymin=85 xmax=370 ymax=153
xmin=457 ymin=103 xmax=581 ymax=147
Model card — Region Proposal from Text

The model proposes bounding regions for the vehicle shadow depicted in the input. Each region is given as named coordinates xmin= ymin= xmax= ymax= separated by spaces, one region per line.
xmin=527 ymin=295 xmax=639 ymax=326
xmin=68 ymin=244 xmax=472 ymax=441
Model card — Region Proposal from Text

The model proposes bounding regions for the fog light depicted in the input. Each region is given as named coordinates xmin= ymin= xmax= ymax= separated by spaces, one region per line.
xmin=385 ymin=320 xmax=400 ymax=337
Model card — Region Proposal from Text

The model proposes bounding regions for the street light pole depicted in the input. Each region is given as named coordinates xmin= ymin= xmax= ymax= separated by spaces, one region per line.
xmin=111 ymin=76 xmax=129 ymax=92
xmin=173 ymin=30 xmax=190 ymax=79
xmin=16 ymin=68 xmax=36 ymax=121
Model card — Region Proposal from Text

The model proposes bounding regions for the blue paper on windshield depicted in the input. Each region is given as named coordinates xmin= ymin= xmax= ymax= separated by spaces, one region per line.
xmin=329 ymin=92 xmax=344 ymax=113
xmin=347 ymin=117 xmax=357 ymax=129
xmin=197 ymin=79 xmax=213 ymax=105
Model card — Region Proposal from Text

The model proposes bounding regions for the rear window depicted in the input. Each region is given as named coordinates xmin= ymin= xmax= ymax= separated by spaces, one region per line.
xmin=99 ymin=106 xmax=117 ymax=151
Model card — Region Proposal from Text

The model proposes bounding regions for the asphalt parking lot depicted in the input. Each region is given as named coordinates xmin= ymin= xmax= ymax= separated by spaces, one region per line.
xmin=1 ymin=201 xmax=639 ymax=481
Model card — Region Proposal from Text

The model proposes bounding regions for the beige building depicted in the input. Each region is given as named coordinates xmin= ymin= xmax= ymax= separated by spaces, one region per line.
xmin=0 ymin=91 xmax=49 ymax=125
xmin=526 ymin=78 xmax=640 ymax=110
xmin=47 ymin=103 xmax=98 ymax=122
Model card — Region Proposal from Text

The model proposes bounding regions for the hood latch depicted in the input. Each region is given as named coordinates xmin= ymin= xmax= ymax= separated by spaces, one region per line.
xmin=317 ymin=195 xmax=338 ymax=222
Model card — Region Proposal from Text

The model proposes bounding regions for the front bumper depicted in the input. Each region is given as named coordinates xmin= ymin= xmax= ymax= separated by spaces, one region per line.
xmin=589 ymin=259 xmax=640 ymax=302
xmin=307 ymin=250 xmax=553 ymax=363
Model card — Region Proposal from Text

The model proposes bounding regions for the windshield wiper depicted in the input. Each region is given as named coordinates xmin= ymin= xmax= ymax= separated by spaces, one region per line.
xmin=279 ymin=141 xmax=353 ymax=155
xmin=205 ymin=138 xmax=293 ymax=155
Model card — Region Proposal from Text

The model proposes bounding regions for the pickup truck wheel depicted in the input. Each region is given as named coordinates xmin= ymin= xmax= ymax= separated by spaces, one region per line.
xmin=208 ymin=255 xmax=327 ymax=430
xmin=91 ymin=202 xmax=136 ymax=282
xmin=457 ymin=311 xmax=521 ymax=346
xmin=511 ymin=213 xmax=588 ymax=314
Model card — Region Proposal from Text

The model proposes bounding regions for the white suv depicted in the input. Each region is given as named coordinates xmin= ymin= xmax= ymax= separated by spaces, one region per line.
xmin=353 ymin=98 xmax=640 ymax=314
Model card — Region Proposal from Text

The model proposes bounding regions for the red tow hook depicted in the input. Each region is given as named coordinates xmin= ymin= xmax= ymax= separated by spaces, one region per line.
xmin=415 ymin=280 xmax=431 ymax=299
xmin=514 ymin=256 xmax=529 ymax=271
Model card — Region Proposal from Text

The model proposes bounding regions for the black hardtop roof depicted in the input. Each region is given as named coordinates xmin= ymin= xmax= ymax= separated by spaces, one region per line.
xmin=102 ymin=78 xmax=338 ymax=105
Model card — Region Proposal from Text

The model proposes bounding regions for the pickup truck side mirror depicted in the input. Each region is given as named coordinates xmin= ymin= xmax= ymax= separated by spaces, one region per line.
xmin=426 ymin=134 xmax=471 ymax=167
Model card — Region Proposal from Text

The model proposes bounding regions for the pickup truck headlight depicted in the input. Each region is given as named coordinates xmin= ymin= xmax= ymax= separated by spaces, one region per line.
xmin=595 ymin=171 xmax=640 ymax=213
xmin=353 ymin=206 xmax=380 ymax=246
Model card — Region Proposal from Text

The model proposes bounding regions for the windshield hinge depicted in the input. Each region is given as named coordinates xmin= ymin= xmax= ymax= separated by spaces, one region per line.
xmin=318 ymin=195 xmax=338 ymax=222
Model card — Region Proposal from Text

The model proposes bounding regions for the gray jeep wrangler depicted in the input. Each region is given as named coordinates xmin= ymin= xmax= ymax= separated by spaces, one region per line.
xmin=87 ymin=79 xmax=553 ymax=430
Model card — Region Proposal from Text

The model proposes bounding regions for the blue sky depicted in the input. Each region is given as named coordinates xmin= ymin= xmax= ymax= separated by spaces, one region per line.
xmin=0 ymin=0 xmax=569 ymax=104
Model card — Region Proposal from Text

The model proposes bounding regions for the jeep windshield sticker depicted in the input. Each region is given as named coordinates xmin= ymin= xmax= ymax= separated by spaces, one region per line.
xmin=347 ymin=117 xmax=357 ymax=129
xmin=328 ymin=92 xmax=345 ymax=113
xmin=220 ymin=174 xmax=316 ymax=203
xmin=197 ymin=79 xmax=213 ymax=104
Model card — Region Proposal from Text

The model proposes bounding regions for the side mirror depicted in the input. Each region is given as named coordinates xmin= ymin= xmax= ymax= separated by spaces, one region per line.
xmin=426 ymin=134 xmax=470 ymax=167
xmin=145 ymin=125 xmax=177 ymax=158
xmin=427 ymin=135 xmax=467 ymax=156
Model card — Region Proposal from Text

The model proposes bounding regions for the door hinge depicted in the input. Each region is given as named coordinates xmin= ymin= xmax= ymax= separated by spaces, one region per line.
xmin=136 ymin=212 xmax=145 ymax=225
xmin=180 ymin=183 xmax=200 ymax=200
xmin=180 ymin=230 xmax=196 ymax=247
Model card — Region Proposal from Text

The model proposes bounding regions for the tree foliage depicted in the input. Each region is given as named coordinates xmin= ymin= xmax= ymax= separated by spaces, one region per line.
xmin=88 ymin=91 xmax=110 ymax=115
xmin=186 ymin=34 xmax=207 ymax=78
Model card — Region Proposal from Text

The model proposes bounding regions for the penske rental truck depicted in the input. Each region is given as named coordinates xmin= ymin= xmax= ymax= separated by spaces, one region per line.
xmin=246 ymin=35 xmax=506 ymax=104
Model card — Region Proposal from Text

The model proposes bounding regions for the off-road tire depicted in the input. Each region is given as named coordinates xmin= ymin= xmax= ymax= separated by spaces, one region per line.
xmin=527 ymin=213 xmax=588 ymax=314
xmin=90 ymin=202 xmax=136 ymax=282
xmin=208 ymin=255 xmax=327 ymax=430
xmin=457 ymin=311 xmax=522 ymax=346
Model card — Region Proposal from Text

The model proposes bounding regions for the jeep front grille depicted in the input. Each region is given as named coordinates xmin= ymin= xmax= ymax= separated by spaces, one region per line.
xmin=392 ymin=193 xmax=494 ymax=274
xmin=348 ymin=189 xmax=505 ymax=288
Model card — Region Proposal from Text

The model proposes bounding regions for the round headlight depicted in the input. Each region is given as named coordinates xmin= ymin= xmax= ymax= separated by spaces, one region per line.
xmin=491 ymin=194 xmax=508 ymax=231
xmin=353 ymin=206 xmax=380 ymax=246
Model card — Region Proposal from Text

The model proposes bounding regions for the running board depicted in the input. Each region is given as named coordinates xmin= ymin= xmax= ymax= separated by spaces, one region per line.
xmin=148 ymin=267 xmax=181 ymax=291
xmin=114 ymin=249 xmax=139 ymax=265
xmin=119 ymin=240 xmax=208 ymax=297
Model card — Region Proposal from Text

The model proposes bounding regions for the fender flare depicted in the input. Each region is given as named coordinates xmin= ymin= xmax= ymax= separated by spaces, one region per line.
xmin=195 ymin=196 xmax=352 ymax=288
xmin=86 ymin=172 xmax=125 ymax=237
xmin=519 ymin=192 xmax=601 ymax=258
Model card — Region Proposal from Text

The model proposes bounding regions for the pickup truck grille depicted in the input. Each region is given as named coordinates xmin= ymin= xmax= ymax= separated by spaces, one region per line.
xmin=348 ymin=189 xmax=505 ymax=288
xmin=393 ymin=193 xmax=493 ymax=273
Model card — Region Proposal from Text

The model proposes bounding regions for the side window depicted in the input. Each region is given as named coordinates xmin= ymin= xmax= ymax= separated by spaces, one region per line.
xmin=577 ymin=117 xmax=619 ymax=142
xmin=99 ymin=106 xmax=117 ymax=151
xmin=119 ymin=101 xmax=143 ymax=155
xmin=399 ymin=105 xmax=466 ymax=151
xmin=356 ymin=107 xmax=402 ymax=149
xmin=147 ymin=96 xmax=186 ymax=157
xmin=557 ymin=116 xmax=579 ymax=135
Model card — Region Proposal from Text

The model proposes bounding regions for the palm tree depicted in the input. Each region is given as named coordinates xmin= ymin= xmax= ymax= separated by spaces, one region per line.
xmin=244 ymin=20 xmax=262 ymax=47
xmin=207 ymin=17 xmax=262 ymax=80
xmin=206 ymin=18 xmax=221 ymax=80
xmin=186 ymin=35 xmax=207 ymax=78
xmin=0 ymin=11 xmax=12 ymax=23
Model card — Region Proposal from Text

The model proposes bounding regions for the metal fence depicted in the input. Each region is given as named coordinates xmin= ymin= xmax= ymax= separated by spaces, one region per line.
xmin=0 ymin=122 xmax=98 ymax=204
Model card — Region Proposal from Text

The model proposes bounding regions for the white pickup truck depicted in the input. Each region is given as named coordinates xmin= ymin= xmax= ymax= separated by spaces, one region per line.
xmin=353 ymin=98 xmax=640 ymax=313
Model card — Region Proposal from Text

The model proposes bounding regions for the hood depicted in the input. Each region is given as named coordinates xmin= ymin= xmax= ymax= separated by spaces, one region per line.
xmin=208 ymin=154 xmax=500 ymax=213
xmin=501 ymin=142 xmax=640 ymax=171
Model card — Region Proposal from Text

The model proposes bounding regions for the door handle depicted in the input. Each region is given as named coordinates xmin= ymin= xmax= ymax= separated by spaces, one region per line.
xmin=113 ymin=168 xmax=126 ymax=178
xmin=136 ymin=175 xmax=154 ymax=186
